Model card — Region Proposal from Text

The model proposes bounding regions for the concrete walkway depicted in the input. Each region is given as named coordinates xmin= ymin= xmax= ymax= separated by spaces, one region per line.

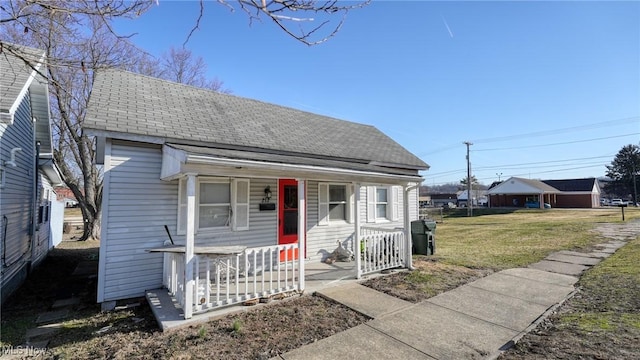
xmin=274 ymin=239 xmax=626 ymax=360
xmin=5 ymin=260 xmax=98 ymax=359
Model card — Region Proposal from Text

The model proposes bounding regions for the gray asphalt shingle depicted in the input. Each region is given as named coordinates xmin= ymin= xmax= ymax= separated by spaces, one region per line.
xmin=84 ymin=69 xmax=428 ymax=171
xmin=0 ymin=43 xmax=45 ymax=115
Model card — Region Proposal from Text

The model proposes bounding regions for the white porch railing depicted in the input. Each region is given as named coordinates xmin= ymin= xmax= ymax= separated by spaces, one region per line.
xmin=360 ymin=227 xmax=406 ymax=275
xmin=163 ymin=244 xmax=299 ymax=318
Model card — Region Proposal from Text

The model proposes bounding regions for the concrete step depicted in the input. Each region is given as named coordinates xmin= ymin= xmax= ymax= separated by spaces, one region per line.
xmin=35 ymin=309 xmax=69 ymax=324
xmin=52 ymin=297 xmax=81 ymax=308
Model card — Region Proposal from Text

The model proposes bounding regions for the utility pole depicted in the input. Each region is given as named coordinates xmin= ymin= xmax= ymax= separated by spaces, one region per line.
xmin=464 ymin=141 xmax=473 ymax=217
xmin=496 ymin=172 xmax=503 ymax=182
xmin=633 ymin=166 xmax=638 ymax=207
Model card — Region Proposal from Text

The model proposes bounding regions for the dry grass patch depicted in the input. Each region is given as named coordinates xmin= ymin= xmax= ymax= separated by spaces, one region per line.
xmin=362 ymin=257 xmax=491 ymax=302
xmin=48 ymin=295 xmax=368 ymax=360
xmin=434 ymin=208 xmax=640 ymax=270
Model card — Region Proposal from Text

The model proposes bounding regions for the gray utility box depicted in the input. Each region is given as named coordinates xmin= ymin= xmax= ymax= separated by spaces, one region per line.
xmin=411 ymin=219 xmax=436 ymax=255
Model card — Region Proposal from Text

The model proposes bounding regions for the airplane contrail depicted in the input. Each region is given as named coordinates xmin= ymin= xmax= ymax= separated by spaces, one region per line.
xmin=441 ymin=14 xmax=454 ymax=38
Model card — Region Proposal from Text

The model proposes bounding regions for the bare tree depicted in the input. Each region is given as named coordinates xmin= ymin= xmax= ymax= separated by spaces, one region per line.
xmin=199 ymin=0 xmax=370 ymax=45
xmin=1 ymin=0 xmax=367 ymax=240
xmin=2 ymin=12 xmax=147 ymax=240
xmin=2 ymin=1 xmax=370 ymax=50
xmin=157 ymin=47 xmax=229 ymax=93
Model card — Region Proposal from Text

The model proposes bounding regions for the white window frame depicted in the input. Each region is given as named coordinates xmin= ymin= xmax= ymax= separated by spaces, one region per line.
xmin=197 ymin=180 xmax=231 ymax=231
xmin=375 ymin=187 xmax=388 ymax=220
xmin=177 ymin=177 xmax=250 ymax=235
xmin=318 ymin=183 xmax=352 ymax=226
xmin=366 ymin=186 xmax=400 ymax=223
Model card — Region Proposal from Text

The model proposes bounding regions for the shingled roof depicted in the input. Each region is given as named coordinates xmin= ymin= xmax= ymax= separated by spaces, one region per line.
xmin=542 ymin=178 xmax=597 ymax=192
xmin=84 ymin=69 xmax=428 ymax=171
xmin=0 ymin=42 xmax=46 ymax=123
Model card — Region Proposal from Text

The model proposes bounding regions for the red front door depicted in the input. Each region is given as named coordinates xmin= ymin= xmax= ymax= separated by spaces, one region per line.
xmin=278 ymin=179 xmax=300 ymax=261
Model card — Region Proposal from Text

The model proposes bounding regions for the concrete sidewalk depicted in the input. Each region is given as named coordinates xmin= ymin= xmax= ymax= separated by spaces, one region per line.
xmin=274 ymin=240 xmax=624 ymax=360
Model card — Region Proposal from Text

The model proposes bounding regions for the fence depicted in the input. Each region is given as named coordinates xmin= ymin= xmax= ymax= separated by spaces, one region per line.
xmin=359 ymin=227 xmax=406 ymax=275
xmin=163 ymin=243 xmax=299 ymax=318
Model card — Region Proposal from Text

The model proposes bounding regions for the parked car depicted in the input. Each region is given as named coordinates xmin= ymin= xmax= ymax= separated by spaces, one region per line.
xmin=525 ymin=201 xmax=551 ymax=209
xmin=611 ymin=199 xmax=625 ymax=206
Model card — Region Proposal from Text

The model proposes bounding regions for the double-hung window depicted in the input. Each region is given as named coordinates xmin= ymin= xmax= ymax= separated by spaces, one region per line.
xmin=177 ymin=177 xmax=250 ymax=234
xmin=198 ymin=181 xmax=231 ymax=229
xmin=375 ymin=188 xmax=388 ymax=219
xmin=318 ymin=183 xmax=351 ymax=225
xmin=367 ymin=186 xmax=401 ymax=222
xmin=329 ymin=185 xmax=347 ymax=221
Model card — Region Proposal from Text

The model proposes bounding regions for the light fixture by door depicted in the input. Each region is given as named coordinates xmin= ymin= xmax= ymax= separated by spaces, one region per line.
xmin=263 ymin=185 xmax=272 ymax=203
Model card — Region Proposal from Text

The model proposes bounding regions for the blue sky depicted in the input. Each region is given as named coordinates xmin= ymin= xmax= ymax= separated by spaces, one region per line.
xmin=115 ymin=1 xmax=640 ymax=186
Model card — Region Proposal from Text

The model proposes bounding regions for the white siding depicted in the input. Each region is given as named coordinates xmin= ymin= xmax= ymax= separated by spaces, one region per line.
xmin=31 ymin=173 xmax=54 ymax=267
xmin=101 ymin=141 xmax=176 ymax=301
xmin=100 ymin=141 xmax=279 ymax=302
xmin=49 ymin=199 xmax=64 ymax=248
xmin=306 ymin=183 xmax=417 ymax=262
xmin=99 ymin=140 xmax=422 ymax=301
xmin=0 ymin=94 xmax=36 ymax=294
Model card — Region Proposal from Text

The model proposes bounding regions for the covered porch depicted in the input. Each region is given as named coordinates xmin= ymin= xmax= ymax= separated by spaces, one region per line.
xmin=153 ymin=144 xmax=421 ymax=322
xmin=146 ymin=223 xmax=408 ymax=325
xmin=145 ymin=248 xmax=401 ymax=331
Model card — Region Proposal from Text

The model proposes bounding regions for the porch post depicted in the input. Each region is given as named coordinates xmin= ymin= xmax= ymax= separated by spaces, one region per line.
xmin=297 ymin=179 xmax=306 ymax=291
xmin=354 ymin=183 xmax=362 ymax=279
xmin=403 ymin=185 xmax=413 ymax=270
xmin=540 ymin=192 xmax=544 ymax=209
xmin=184 ymin=173 xmax=196 ymax=319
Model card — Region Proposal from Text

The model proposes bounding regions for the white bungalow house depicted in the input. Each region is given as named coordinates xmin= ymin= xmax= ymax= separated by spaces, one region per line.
xmin=0 ymin=43 xmax=64 ymax=303
xmin=84 ymin=69 xmax=429 ymax=319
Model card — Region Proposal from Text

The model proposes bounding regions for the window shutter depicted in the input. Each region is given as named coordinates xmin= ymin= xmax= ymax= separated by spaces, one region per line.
xmin=177 ymin=178 xmax=187 ymax=235
xmin=366 ymin=186 xmax=376 ymax=223
xmin=318 ymin=183 xmax=329 ymax=226
xmin=232 ymin=179 xmax=250 ymax=231
xmin=389 ymin=186 xmax=400 ymax=221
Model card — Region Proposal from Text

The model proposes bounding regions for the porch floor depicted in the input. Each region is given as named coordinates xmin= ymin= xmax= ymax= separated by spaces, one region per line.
xmin=146 ymin=260 xmax=362 ymax=331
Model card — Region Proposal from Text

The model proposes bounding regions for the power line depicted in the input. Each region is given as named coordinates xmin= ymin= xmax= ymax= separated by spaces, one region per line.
xmin=471 ymin=116 xmax=639 ymax=144
xmin=492 ymin=164 xmax=607 ymax=179
xmin=419 ymin=116 xmax=639 ymax=156
xmin=473 ymin=133 xmax=639 ymax=152
xmin=474 ymin=155 xmax=613 ymax=169
xmin=426 ymin=154 xmax=614 ymax=177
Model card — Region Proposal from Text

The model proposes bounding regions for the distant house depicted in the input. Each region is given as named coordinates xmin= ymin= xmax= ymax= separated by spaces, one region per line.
xmin=487 ymin=177 xmax=601 ymax=209
xmin=55 ymin=187 xmax=78 ymax=207
xmin=0 ymin=43 xmax=64 ymax=303
xmin=542 ymin=178 xmax=601 ymax=208
xmin=83 ymin=69 xmax=429 ymax=319
xmin=456 ymin=189 xmax=488 ymax=207
xmin=486 ymin=177 xmax=559 ymax=208
xmin=419 ymin=195 xmax=431 ymax=207
xmin=430 ymin=193 xmax=459 ymax=207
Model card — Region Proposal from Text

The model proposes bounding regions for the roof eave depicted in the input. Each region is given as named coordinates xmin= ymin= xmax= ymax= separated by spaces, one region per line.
xmin=161 ymin=145 xmax=422 ymax=185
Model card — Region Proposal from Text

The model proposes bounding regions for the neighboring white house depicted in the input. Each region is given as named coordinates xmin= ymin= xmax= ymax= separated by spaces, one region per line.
xmin=84 ymin=69 xmax=429 ymax=318
xmin=456 ymin=189 xmax=488 ymax=207
xmin=0 ymin=43 xmax=64 ymax=304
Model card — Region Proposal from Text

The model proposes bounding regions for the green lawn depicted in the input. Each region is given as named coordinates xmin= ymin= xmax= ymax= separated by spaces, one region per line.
xmin=565 ymin=236 xmax=640 ymax=330
xmin=432 ymin=208 xmax=640 ymax=270
xmin=504 ymin=223 xmax=640 ymax=358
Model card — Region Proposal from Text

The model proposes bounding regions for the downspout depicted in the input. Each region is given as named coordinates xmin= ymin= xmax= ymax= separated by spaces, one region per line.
xmin=404 ymin=183 xmax=420 ymax=270
xmin=29 ymin=141 xmax=41 ymax=270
